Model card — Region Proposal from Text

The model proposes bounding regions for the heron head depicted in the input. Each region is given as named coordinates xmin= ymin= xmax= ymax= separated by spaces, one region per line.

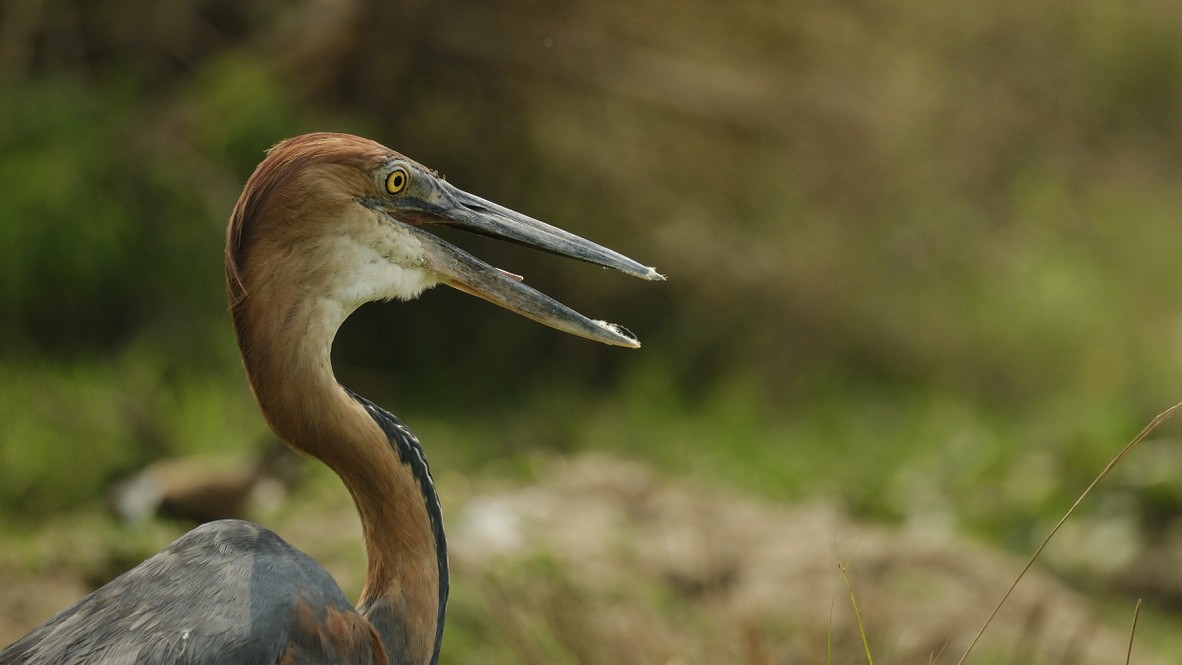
xmin=227 ymin=133 xmax=662 ymax=348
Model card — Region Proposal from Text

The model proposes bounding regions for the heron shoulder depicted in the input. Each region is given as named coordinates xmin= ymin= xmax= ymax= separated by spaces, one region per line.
xmin=0 ymin=520 xmax=384 ymax=665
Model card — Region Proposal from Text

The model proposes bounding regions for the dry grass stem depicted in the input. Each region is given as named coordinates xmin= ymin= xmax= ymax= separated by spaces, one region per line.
xmin=1126 ymin=599 xmax=1142 ymax=665
xmin=956 ymin=401 xmax=1182 ymax=665
xmin=837 ymin=559 xmax=874 ymax=665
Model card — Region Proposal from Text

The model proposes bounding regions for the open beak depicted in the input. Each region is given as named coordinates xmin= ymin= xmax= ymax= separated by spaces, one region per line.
xmin=378 ymin=174 xmax=663 ymax=348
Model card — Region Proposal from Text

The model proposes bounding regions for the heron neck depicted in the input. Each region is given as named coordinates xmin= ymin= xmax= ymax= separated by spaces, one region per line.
xmin=235 ymin=295 xmax=444 ymax=665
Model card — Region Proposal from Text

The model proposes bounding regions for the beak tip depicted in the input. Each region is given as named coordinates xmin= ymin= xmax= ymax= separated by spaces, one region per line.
xmin=592 ymin=320 xmax=642 ymax=348
xmin=622 ymin=264 xmax=664 ymax=281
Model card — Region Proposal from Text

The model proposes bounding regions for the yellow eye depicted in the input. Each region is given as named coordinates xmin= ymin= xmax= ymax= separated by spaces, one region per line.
xmin=385 ymin=168 xmax=408 ymax=194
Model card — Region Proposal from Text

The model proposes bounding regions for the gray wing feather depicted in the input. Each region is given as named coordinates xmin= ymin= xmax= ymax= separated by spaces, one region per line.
xmin=0 ymin=520 xmax=378 ymax=665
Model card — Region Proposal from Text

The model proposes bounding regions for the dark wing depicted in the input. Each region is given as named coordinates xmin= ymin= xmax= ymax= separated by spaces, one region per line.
xmin=0 ymin=520 xmax=384 ymax=665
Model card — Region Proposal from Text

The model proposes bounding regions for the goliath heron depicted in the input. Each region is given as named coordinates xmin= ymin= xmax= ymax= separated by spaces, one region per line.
xmin=0 ymin=133 xmax=661 ymax=664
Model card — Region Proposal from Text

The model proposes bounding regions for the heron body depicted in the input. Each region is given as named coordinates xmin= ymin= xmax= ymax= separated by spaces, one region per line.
xmin=1 ymin=520 xmax=383 ymax=664
xmin=0 ymin=133 xmax=660 ymax=664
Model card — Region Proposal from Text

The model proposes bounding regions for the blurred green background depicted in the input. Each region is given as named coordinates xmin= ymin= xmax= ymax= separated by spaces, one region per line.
xmin=2 ymin=0 xmax=1182 ymax=656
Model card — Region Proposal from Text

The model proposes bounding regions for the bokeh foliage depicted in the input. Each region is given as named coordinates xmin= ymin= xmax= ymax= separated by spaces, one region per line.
xmin=1 ymin=0 xmax=1181 ymax=570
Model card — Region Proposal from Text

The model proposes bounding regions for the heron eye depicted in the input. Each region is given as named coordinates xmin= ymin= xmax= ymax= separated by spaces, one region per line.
xmin=385 ymin=168 xmax=408 ymax=195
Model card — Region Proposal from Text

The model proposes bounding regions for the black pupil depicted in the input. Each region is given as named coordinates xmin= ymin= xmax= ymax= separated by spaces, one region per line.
xmin=392 ymin=174 xmax=403 ymax=189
